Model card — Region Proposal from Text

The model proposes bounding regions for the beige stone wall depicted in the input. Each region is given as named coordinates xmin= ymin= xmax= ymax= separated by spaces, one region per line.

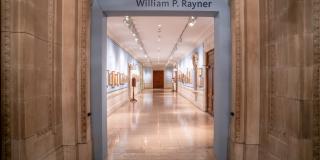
xmin=1 ymin=0 xmax=92 ymax=159
xmin=1 ymin=0 xmax=63 ymax=159
xmin=312 ymin=1 xmax=320 ymax=158
xmin=259 ymin=0 xmax=318 ymax=159
xmin=2 ymin=0 xmax=318 ymax=160
xmin=229 ymin=0 xmax=319 ymax=160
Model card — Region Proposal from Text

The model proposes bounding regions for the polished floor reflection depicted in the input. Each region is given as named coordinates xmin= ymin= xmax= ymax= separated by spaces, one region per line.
xmin=107 ymin=89 xmax=214 ymax=160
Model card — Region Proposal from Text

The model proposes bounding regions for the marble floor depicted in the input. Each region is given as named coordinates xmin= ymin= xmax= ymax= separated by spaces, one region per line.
xmin=107 ymin=89 xmax=215 ymax=160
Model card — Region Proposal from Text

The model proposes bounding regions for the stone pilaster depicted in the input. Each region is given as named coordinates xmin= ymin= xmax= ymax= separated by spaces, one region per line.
xmin=230 ymin=0 xmax=260 ymax=159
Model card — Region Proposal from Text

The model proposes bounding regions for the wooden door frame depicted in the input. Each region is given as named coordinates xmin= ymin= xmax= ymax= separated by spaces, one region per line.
xmin=205 ymin=49 xmax=214 ymax=113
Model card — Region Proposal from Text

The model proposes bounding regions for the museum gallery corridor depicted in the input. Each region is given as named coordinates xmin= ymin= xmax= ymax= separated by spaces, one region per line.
xmin=2 ymin=0 xmax=319 ymax=159
xmin=107 ymin=89 xmax=214 ymax=160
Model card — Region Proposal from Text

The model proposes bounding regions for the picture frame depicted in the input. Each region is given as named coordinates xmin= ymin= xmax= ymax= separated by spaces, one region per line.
xmin=106 ymin=70 xmax=110 ymax=87
xmin=111 ymin=71 xmax=116 ymax=87
xmin=115 ymin=72 xmax=119 ymax=86
xmin=117 ymin=72 xmax=120 ymax=85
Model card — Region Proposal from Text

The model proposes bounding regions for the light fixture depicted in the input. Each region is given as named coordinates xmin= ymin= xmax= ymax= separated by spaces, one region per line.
xmin=123 ymin=16 xmax=130 ymax=26
xmin=158 ymin=24 xmax=162 ymax=28
xmin=123 ymin=16 xmax=151 ymax=64
xmin=166 ymin=16 xmax=193 ymax=66
xmin=188 ymin=22 xmax=195 ymax=27
xmin=188 ymin=16 xmax=197 ymax=27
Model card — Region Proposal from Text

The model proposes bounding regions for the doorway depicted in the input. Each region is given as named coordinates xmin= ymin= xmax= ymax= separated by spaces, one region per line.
xmin=90 ymin=1 xmax=231 ymax=160
xmin=153 ymin=70 xmax=164 ymax=88
xmin=206 ymin=49 xmax=214 ymax=116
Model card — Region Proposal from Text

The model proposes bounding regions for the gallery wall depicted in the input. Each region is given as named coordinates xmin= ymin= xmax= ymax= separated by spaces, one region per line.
xmin=143 ymin=67 xmax=173 ymax=89
xmin=164 ymin=67 xmax=173 ymax=89
xmin=106 ymin=38 xmax=141 ymax=115
xmin=177 ymin=45 xmax=206 ymax=111
xmin=143 ymin=67 xmax=153 ymax=89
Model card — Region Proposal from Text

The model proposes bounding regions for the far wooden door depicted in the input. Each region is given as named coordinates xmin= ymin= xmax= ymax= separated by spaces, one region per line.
xmin=206 ymin=49 xmax=214 ymax=116
xmin=153 ymin=70 xmax=164 ymax=88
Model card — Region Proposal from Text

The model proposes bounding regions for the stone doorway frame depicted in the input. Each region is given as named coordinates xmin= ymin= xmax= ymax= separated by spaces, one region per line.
xmin=90 ymin=0 xmax=231 ymax=159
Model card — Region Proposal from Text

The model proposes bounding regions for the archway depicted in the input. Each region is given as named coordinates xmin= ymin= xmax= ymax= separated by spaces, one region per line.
xmin=90 ymin=0 xmax=231 ymax=159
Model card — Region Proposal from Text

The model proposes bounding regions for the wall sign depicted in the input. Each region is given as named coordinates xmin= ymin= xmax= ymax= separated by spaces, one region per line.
xmin=99 ymin=0 xmax=217 ymax=12
xmin=136 ymin=0 xmax=214 ymax=9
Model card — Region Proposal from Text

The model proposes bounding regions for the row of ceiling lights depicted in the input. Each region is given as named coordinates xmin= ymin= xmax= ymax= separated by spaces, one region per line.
xmin=123 ymin=16 xmax=151 ymax=64
xmin=157 ymin=24 xmax=161 ymax=64
xmin=123 ymin=16 xmax=197 ymax=67
xmin=166 ymin=16 xmax=197 ymax=66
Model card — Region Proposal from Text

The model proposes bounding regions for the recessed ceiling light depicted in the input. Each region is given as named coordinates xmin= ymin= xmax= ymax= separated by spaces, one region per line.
xmin=188 ymin=16 xmax=197 ymax=27
xmin=188 ymin=22 xmax=195 ymax=27
xmin=132 ymin=33 xmax=136 ymax=37
xmin=158 ymin=24 xmax=162 ymax=27
xmin=144 ymin=55 xmax=147 ymax=58
xmin=135 ymin=38 xmax=138 ymax=42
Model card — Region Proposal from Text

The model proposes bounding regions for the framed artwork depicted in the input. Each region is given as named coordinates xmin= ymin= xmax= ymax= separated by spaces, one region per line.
xmin=197 ymin=68 xmax=204 ymax=88
xmin=108 ymin=72 xmax=129 ymax=87
xmin=187 ymin=70 xmax=190 ymax=84
xmin=119 ymin=73 xmax=123 ymax=85
xmin=111 ymin=71 xmax=116 ymax=87
xmin=182 ymin=73 xmax=185 ymax=83
xmin=117 ymin=72 xmax=120 ymax=85
xmin=115 ymin=72 xmax=119 ymax=86
xmin=188 ymin=71 xmax=190 ymax=83
xmin=198 ymin=68 xmax=202 ymax=77
xmin=107 ymin=70 xmax=110 ymax=87
xmin=123 ymin=73 xmax=127 ymax=84
xmin=122 ymin=74 xmax=125 ymax=84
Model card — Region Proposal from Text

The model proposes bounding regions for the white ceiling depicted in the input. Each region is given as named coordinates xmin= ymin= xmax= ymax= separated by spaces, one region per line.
xmin=107 ymin=16 xmax=214 ymax=68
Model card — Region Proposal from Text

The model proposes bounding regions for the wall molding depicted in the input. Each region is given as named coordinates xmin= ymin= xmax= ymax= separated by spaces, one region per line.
xmin=78 ymin=0 xmax=90 ymax=143
xmin=313 ymin=0 xmax=320 ymax=158
xmin=48 ymin=0 xmax=55 ymax=134
xmin=231 ymin=0 xmax=243 ymax=142
xmin=1 ymin=0 xmax=12 ymax=159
